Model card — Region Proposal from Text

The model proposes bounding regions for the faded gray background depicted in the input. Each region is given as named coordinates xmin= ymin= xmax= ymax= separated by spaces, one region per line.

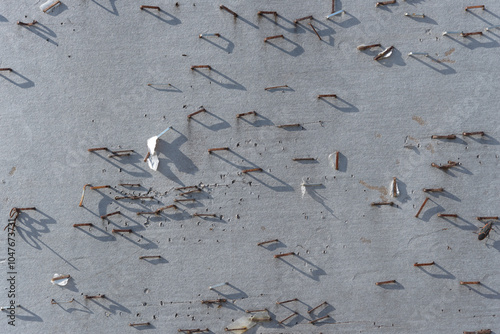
xmin=1 ymin=0 xmax=499 ymax=333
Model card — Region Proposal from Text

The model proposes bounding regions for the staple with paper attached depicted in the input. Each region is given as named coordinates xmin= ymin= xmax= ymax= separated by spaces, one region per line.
xmin=405 ymin=13 xmax=425 ymax=18
xmin=199 ymin=33 xmax=220 ymax=38
xmin=408 ymin=52 xmax=429 ymax=57
xmin=326 ymin=10 xmax=344 ymax=19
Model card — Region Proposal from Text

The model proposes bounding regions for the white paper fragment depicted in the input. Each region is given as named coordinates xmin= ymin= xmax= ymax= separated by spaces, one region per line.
xmin=147 ymin=154 xmax=160 ymax=171
xmin=391 ymin=178 xmax=400 ymax=197
xmin=381 ymin=49 xmax=393 ymax=59
xmin=225 ymin=315 xmax=255 ymax=334
xmin=328 ymin=153 xmax=336 ymax=168
xmin=146 ymin=127 xmax=170 ymax=171
xmin=40 ymin=0 xmax=61 ymax=13
xmin=51 ymin=273 xmax=69 ymax=286
xmin=250 ymin=310 xmax=271 ymax=322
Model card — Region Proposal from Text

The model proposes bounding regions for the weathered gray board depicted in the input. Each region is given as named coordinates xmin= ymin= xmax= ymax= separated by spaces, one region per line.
xmin=1 ymin=0 xmax=499 ymax=333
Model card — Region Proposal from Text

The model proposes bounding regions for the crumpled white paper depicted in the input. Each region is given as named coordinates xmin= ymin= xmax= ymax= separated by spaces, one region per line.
xmin=146 ymin=127 xmax=170 ymax=171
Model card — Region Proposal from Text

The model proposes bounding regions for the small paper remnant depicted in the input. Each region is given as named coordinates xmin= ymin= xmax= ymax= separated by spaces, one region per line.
xmin=328 ymin=153 xmax=336 ymax=169
xmin=226 ymin=315 xmax=256 ymax=334
xmin=250 ymin=310 xmax=271 ymax=322
xmin=40 ymin=0 xmax=61 ymax=13
xmin=391 ymin=178 xmax=400 ymax=197
xmin=146 ymin=127 xmax=170 ymax=171
xmin=51 ymin=273 xmax=70 ymax=286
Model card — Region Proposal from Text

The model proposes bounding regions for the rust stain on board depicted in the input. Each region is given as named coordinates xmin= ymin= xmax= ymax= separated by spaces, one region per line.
xmin=445 ymin=48 xmax=455 ymax=56
xmin=359 ymin=180 xmax=388 ymax=201
xmin=412 ymin=116 xmax=426 ymax=126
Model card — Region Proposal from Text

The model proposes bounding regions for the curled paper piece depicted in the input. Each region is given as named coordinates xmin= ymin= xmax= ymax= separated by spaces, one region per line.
xmin=146 ymin=127 xmax=170 ymax=171
xmin=51 ymin=273 xmax=70 ymax=286
xmin=374 ymin=46 xmax=394 ymax=60
xmin=226 ymin=315 xmax=256 ymax=333
xmin=391 ymin=178 xmax=400 ymax=197
xmin=250 ymin=310 xmax=271 ymax=322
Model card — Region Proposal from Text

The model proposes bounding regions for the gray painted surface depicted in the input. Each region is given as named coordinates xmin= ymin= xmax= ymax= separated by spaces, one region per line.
xmin=1 ymin=0 xmax=499 ymax=333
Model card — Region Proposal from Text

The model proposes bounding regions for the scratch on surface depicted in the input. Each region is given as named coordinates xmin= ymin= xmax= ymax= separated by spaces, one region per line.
xmin=359 ymin=180 xmax=388 ymax=201
xmin=444 ymin=48 xmax=455 ymax=56
xmin=407 ymin=228 xmax=448 ymax=245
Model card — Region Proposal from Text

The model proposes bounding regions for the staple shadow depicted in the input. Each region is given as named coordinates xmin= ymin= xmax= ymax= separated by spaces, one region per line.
xmin=15 ymin=306 xmax=43 ymax=322
xmin=417 ymin=263 xmax=455 ymax=279
xmin=277 ymin=254 xmax=326 ymax=281
xmin=211 ymin=283 xmax=248 ymax=300
xmin=319 ymin=97 xmax=359 ymax=112
xmin=142 ymin=8 xmax=181 ymax=25
xmin=192 ymin=68 xmax=246 ymax=90
xmin=444 ymin=33 xmax=499 ymax=50
xmin=410 ymin=56 xmax=456 ymax=75
xmin=54 ymin=299 xmax=93 ymax=314
xmin=46 ymin=2 xmax=68 ymax=16
xmin=147 ymin=84 xmax=182 ymax=92
xmin=200 ymin=35 xmax=234 ymax=53
xmin=465 ymin=283 xmax=500 ymax=299
xmin=325 ymin=11 xmax=360 ymax=28
xmin=377 ymin=47 xmax=406 ymax=67
xmin=260 ymin=15 xmax=305 ymax=33
xmin=406 ymin=15 xmax=437 ymax=25
xmin=0 ymin=70 xmax=35 ymax=88
xmin=91 ymin=0 xmax=119 ymax=16
xmin=86 ymin=296 xmax=131 ymax=314
xmin=265 ymin=37 xmax=304 ymax=57
xmin=238 ymin=113 xmax=274 ymax=127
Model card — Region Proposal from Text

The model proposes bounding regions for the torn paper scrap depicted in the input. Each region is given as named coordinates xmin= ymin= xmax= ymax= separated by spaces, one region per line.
xmin=146 ymin=127 xmax=170 ymax=171
xmin=391 ymin=177 xmax=400 ymax=197
xmin=225 ymin=315 xmax=256 ymax=333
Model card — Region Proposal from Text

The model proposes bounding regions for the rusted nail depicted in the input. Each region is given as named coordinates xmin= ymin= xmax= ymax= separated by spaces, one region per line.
xmin=129 ymin=322 xmax=151 ymax=327
xmin=180 ymin=189 xmax=202 ymax=196
xmin=371 ymin=202 xmax=394 ymax=206
xmin=51 ymin=298 xmax=74 ymax=305
xmin=415 ymin=198 xmax=429 ymax=218
xmin=115 ymin=196 xmax=154 ymax=200
xmin=264 ymin=34 xmax=284 ymax=42
xmin=79 ymin=184 xmax=91 ymax=207
xmin=11 ymin=207 xmax=36 ymax=214
xmin=140 ymin=5 xmax=160 ymax=10
xmin=178 ymin=329 xmax=209 ymax=333
xmin=308 ymin=301 xmax=328 ymax=314
xmin=309 ymin=315 xmax=330 ymax=324
xmin=294 ymin=15 xmax=313 ymax=24
xmin=460 ymin=281 xmax=480 ymax=285
xmin=309 ymin=23 xmax=322 ymax=40
xmin=318 ymin=94 xmax=337 ymax=98
xmin=431 ymin=162 xmax=458 ymax=170
xmin=335 ymin=151 xmax=340 ymax=170
xmin=160 ymin=204 xmax=178 ymax=211
xmin=51 ymin=274 xmax=70 ymax=282
xmin=413 ymin=262 xmax=435 ymax=267
xmin=375 ymin=280 xmax=397 ymax=285
xmin=139 ymin=255 xmax=162 ymax=259
xmin=199 ymin=33 xmax=220 ymax=38
xmin=276 ymin=298 xmax=298 ymax=305
xmin=91 ymin=185 xmax=111 ymax=190
xmin=208 ymin=147 xmax=229 ymax=153
xmin=278 ymin=312 xmax=298 ymax=324
xmin=225 ymin=328 xmax=247 ymax=332
xmin=112 ymin=229 xmax=132 ymax=233
xmin=277 ymin=123 xmax=301 ymax=128
xmin=462 ymin=131 xmax=485 ymax=136
xmin=274 ymin=252 xmax=295 ymax=258
xmin=188 ymin=108 xmax=206 ymax=119
xmin=332 ymin=0 xmax=335 ymax=12
xmin=477 ymin=216 xmax=498 ymax=220
xmin=101 ymin=211 xmax=121 ymax=219
xmin=201 ymin=299 xmax=227 ymax=304
xmin=392 ymin=177 xmax=398 ymax=197
xmin=438 ymin=213 xmax=458 ymax=218
xmin=192 ymin=213 xmax=217 ymax=217
xmin=42 ymin=0 xmax=61 ymax=13
xmin=84 ymin=294 xmax=105 ymax=299
xmin=73 ymin=223 xmax=93 ymax=227
xmin=257 ymin=239 xmax=279 ymax=246
xmin=246 ymin=308 xmax=268 ymax=313
xmin=376 ymin=0 xmax=396 ymax=7
xmin=265 ymin=85 xmax=288 ymax=90
xmin=17 ymin=20 xmax=37 ymax=26
xmin=461 ymin=31 xmax=483 ymax=37
xmin=220 ymin=5 xmax=238 ymax=17
xmin=88 ymin=147 xmax=108 ymax=152
xmin=143 ymin=152 xmax=150 ymax=162
xmin=374 ymin=46 xmax=394 ymax=60
xmin=174 ymin=198 xmax=196 ymax=203
xmin=431 ymin=134 xmax=456 ymax=139
xmin=236 ymin=111 xmax=257 ymax=118
xmin=357 ymin=44 xmax=381 ymax=51
xmin=176 ymin=185 xmax=199 ymax=191
xmin=293 ymin=158 xmax=316 ymax=161
xmin=118 ymin=183 xmax=141 ymax=187
xmin=136 ymin=210 xmax=161 ymax=215
xmin=423 ymin=188 xmax=444 ymax=192
xmin=258 ymin=11 xmax=278 ymax=16
xmin=242 ymin=168 xmax=263 ymax=173
xmin=0 ymin=68 xmax=13 ymax=72
xmin=465 ymin=5 xmax=485 ymax=11
xmin=191 ymin=65 xmax=212 ymax=70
